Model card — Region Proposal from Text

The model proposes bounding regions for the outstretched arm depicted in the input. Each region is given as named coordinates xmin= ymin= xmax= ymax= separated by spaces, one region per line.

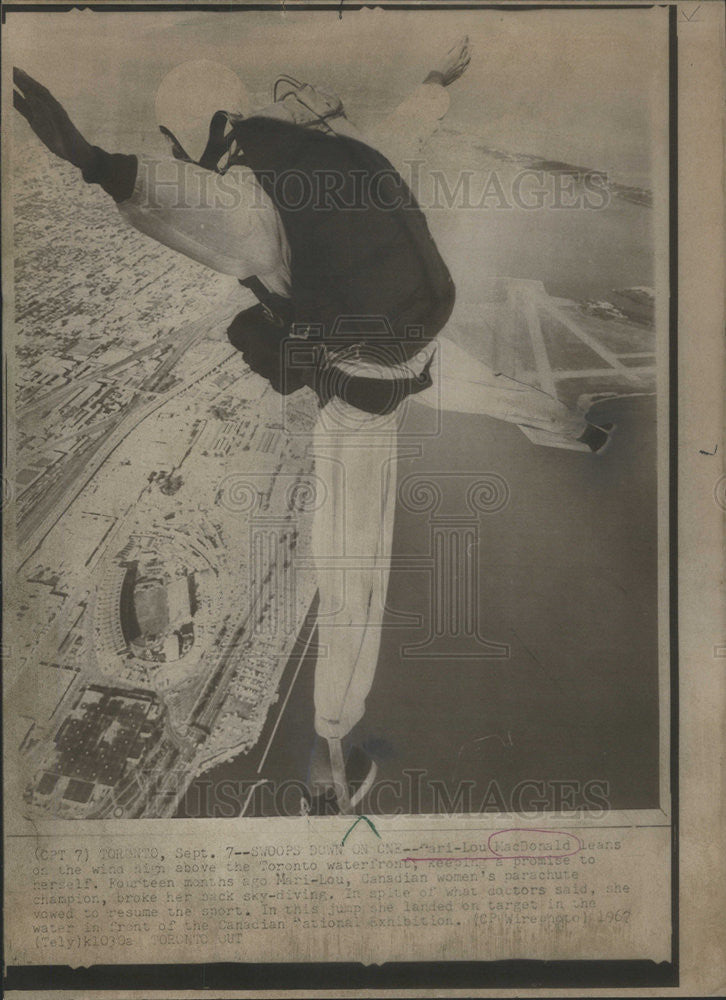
xmin=423 ymin=35 xmax=472 ymax=88
xmin=13 ymin=68 xmax=137 ymax=202
xmin=365 ymin=36 xmax=472 ymax=169
xmin=13 ymin=67 xmax=286 ymax=287
xmin=13 ymin=68 xmax=94 ymax=170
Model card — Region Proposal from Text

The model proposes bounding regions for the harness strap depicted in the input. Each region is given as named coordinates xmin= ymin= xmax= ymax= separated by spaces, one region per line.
xmin=238 ymin=276 xmax=291 ymax=328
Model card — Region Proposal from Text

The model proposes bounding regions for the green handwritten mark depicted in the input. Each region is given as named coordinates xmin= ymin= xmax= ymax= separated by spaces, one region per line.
xmin=341 ymin=815 xmax=381 ymax=846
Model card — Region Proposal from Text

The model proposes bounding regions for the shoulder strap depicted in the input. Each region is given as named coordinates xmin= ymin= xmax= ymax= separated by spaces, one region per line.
xmin=239 ymin=275 xmax=273 ymax=304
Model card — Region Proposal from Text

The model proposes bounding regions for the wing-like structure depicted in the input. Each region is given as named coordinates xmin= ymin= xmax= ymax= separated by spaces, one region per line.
xmin=451 ymin=276 xmax=656 ymax=445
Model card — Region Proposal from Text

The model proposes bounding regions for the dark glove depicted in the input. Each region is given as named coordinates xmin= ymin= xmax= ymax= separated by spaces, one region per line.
xmin=13 ymin=67 xmax=94 ymax=172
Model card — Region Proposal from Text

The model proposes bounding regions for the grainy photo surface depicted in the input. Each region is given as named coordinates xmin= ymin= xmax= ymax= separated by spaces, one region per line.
xmin=6 ymin=4 xmax=665 ymax=821
xmin=3 ymin=1 xmax=723 ymax=993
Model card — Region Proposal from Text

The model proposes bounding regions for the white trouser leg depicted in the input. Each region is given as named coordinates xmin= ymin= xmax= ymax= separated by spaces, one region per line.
xmin=413 ymin=335 xmax=587 ymax=440
xmin=311 ymin=399 xmax=398 ymax=740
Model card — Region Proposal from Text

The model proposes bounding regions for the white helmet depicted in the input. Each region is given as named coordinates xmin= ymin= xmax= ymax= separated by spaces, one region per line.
xmin=154 ymin=60 xmax=251 ymax=164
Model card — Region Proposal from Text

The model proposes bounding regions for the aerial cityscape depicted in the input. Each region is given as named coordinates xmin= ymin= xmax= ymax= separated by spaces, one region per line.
xmin=9 ymin=141 xmax=319 ymax=818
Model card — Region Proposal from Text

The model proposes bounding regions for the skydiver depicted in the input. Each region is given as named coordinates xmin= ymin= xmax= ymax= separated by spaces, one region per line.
xmin=14 ymin=40 xmax=610 ymax=814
